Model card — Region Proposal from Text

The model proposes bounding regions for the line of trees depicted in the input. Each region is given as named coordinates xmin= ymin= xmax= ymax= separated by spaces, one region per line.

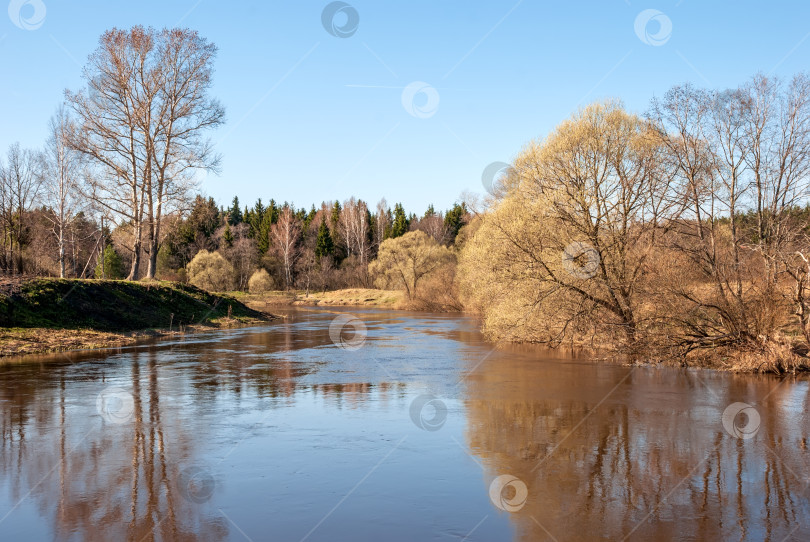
xmin=165 ymin=194 xmax=468 ymax=295
xmin=0 ymin=127 xmax=469 ymax=292
xmin=459 ymin=72 xmax=810 ymax=370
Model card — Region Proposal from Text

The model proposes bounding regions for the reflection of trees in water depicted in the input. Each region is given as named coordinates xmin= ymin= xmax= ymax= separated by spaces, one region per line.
xmin=465 ymin=361 xmax=810 ymax=541
xmin=309 ymin=382 xmax=406 ymax=410
xmin=0 ymin=326 xmax=396 ymax=541
xmin=0 ymin=349 xmax=227 ymax=541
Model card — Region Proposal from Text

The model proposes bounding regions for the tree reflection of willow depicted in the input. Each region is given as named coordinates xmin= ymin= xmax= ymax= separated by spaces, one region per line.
xmin=0 ymin=350 xmax=227 ymax=541
xmin=465 ymin=361 xmax=810 ymax=541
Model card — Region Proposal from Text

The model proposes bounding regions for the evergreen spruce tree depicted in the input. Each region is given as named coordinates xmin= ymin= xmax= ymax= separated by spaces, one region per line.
xmin=248 ymin=198 xmax=265 ymax=238
xmin=223 ymin=222 xmax=234 ymax=248
xmin=315 ymin=220 xmax=335 ymax=260
xmin=266 ymin=199 xmax=279 ymax=224
xmin=390 ymin=203 xmax=409 ymax=238
xmin=444 ymin=202 xmax=467 ymax=243
xmin=94 ymin=246 xmax=125 ymax=279
xmin=228 ymin=196 xmax=242 ymax=225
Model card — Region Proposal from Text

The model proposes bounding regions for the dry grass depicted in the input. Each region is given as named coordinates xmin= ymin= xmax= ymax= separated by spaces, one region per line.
xmin=231 ymin=288 xmax=406 ymax=310
xmin=676 ymin=339 xmax=810 ymax=374
xmin=0 ymin=315 xmax=270 ymax=361
xmin=295 ymin=288 xmax=405 ymax=308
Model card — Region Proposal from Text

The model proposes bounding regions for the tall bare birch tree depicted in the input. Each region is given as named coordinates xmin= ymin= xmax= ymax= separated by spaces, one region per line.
xmin=270 ymin=206 xmax=302 ymax=289
xmin=65 ymin=26 xmax=224 ymax=280
xmin=42 ymin=107 xmax=85 ymax=278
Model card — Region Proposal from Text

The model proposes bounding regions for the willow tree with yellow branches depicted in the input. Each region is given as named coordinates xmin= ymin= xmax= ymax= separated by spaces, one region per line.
xmin=459 ymin=101 xmax=679 ymax=351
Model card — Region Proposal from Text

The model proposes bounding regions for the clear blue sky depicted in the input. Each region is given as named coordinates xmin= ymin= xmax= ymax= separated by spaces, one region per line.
xmin=1 ymin=0 xmax=809 ymax=214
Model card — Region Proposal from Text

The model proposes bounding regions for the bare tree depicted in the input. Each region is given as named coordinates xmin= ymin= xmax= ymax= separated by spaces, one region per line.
xmin=65 ymin=26 xmax=224 ymax=280
xmin=0 ymin=143 xmax=42 ymax=274
xmin=42 ymin=107 xmax=86 ymax=277
xmin=270 ymin=206 xmax=301 ymax=289
xmin=338 ymin=197 xmax=371 ymax=265
xmin=144 ymin=28 xmax=225 ymax=278
xmin=374 ymin=198 xmax=390 ymax=250
xmin=648 ymin=74 xmax=810 ymax=350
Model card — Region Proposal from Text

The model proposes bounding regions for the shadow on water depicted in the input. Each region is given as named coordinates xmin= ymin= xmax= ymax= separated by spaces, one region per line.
xmin=0 ymin=307 xmax=808 ymax=540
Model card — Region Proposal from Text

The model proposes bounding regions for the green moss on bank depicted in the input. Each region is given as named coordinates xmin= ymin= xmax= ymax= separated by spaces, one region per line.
xmin=0 ymin=279 xmax=267 ymax=332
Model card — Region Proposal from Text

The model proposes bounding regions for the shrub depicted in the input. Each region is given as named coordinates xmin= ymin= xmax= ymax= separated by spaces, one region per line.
xmin=186 ymin=250 xmax=235 ymax=292
xmin=248 ymin=268 xmax=275 ymax=294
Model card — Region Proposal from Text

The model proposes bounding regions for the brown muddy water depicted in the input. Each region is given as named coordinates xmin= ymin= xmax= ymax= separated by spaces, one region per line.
xmin=0 ymin=307 xmax=808 ymax=541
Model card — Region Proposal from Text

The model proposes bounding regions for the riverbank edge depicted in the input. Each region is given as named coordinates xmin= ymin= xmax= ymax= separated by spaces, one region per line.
xmin=0 ymin=278 xmax=279 ymax=360
xmin=0 ymin=316 xmax=277 ymax=361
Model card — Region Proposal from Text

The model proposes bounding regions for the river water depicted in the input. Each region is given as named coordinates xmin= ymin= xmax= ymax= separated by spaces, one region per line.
xmin=0 ymin=307 xmax=808 ymax=541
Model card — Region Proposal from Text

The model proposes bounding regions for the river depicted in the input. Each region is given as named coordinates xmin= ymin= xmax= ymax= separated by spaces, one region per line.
xmin=0 ymin=307 xmax=808 ymax=541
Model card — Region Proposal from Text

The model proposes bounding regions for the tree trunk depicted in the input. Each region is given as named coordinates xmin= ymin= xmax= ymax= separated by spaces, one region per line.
xmin=146 ymin=237 xmax=158 ymax=279
xmin=58 ymin=227 xmax=65 ymax=278
xmin=128 ymin=240 xmax=141 ymax=281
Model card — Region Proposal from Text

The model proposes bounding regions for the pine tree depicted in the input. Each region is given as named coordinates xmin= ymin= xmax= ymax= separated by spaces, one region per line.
xmin=330 ymin=200 xmax=343 ymax=259
xmin=315 ymin=220 xmax=335 ymax=260
xmin=223 ymin=222 xmax=234 ymax=248
xmin=390 ymin=203 xmax=409 ymax=238
xmin=228 ymin=196 xmax=242 ymax=225
xmin=248 ymin=199 xmax=265 ymax=238
xmin=304 ymin=205 xmax=317 ymax=230
xmin=95 ymin=245 xmax=125 ymax=279
xmin=266 ymin=199 xmax=279 ymax=225
xmin=444 ymin=202 xmax=467 ymax=243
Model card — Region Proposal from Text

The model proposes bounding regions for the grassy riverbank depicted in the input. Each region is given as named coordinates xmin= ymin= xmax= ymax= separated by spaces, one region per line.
xmin=0 ymin=279 xmax=274 ymax=358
